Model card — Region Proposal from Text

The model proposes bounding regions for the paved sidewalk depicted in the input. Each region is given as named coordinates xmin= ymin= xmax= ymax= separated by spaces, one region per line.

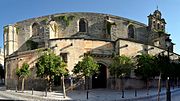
xmin=1 ymin=87 xmax=180 ymax=101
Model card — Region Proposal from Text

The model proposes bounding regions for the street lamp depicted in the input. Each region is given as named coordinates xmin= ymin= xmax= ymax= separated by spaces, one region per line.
xmin=165 ymin=37 xmax=171 ymax=101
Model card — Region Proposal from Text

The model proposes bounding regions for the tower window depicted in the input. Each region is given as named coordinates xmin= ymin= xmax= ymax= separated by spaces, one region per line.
xmin=128 ymin=25 xmax=135 ymax=38
xmin=153 ymin=21 xmax=156 ymax=29
xmin=157 ymin=23 xmax=160 ymax=30
xmin=161 ymin=25 xmax=164 ymax=31
xmin=79 ymin=18 xmax=88 ymax=32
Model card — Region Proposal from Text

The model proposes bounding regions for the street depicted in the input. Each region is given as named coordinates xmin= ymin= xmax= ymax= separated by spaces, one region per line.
xmin=0 ymin=86 xmax=180 ymax=101
xmin=0 ymin=91 xmax=11 ymax=100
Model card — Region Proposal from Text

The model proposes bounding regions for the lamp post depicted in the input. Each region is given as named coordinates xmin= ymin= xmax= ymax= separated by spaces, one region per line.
xmin=165 ymin=37 xmax=171 ymax=101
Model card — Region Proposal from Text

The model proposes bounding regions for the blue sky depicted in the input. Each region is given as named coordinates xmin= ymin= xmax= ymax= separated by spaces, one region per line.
xmin=0 ymin=0 xmax=180 ymax=54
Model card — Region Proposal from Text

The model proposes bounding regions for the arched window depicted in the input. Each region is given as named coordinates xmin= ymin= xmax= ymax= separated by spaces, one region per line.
xmin=157 ymin=23 xmax=160 ymax=30
xmin=79 ymin=18 xmax=87 ymax=32
xmin=128 ymin=25 xmax=135 ymax=38
xmin=32 ymin=23 xmax=40 ymax=36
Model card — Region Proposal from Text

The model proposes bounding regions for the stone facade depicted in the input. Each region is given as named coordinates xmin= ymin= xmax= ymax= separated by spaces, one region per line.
xmin=4 ymin=10 xmax=180 ymax=90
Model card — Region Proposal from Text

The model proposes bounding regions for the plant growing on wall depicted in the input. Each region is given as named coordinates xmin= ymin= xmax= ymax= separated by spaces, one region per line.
xmin=26 ymin=40 xmax=38 ymax=50
xmin=55 ymin=15 xmax=75 ymax=27
xmin=42 ymin=18 xmax=49 ymax=23
xmin=3 ymin=26 xmax=9 ymax=34
xmin=16 ymin=27 xmax=20 ymax=34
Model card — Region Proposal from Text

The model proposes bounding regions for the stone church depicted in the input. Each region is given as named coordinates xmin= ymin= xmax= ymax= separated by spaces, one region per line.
xmin=4 ymin=9 xmax=180 ymax=89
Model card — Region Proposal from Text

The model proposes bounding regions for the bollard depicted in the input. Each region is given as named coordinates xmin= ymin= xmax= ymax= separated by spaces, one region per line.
xmin=32 ymin=88 xmax=33 ymax=95
xmin=45 ymin=88 xmax=47 ymax=97
xmin=147 ymin=89 xmax=149 ymax=95
xmin=122 ymin=90 xmax=124 ymax=98
xmin=87 ymin=90 xmax=89 ymax=99
xmin=15 ymin=86 xmax=17 ymax=92
xmin=135 ymin=89 xmax=137 ymax=97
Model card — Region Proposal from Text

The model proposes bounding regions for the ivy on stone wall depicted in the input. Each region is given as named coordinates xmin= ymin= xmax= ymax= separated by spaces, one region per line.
xmin=55 ymin=15 xmax=75 ymax=27
xmin=3 ymin=26 xmax=9 ymax=34
xmin=26 ymin=40 xmax=38 ymax=50
xmin=16 ymin=27 xmax=20 ymax=34
xmin=42 ymin=18 xmax=49 ymax=23
xmin=153 ymin=29 xmax=164 ymax=33
xmin=14 ymin=24 xmax=20 ymax=34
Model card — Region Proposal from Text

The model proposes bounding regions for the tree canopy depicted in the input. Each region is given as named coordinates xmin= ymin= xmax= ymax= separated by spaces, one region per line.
xmin=16 ymin=62 xmax=30 ymax=92
xmin=36 ymin=50 xmax=68 ymax=78
xmin=109 ymin=55 xmax=133 ymax=78
xmin=36 ymin=50 xmax=68 ymax=91
xmin=16 ymin=62 xmax=30 ymax=78
xmin=135 ymin=54 xmax=158 ymax=81
xmin=155 ymin=54 xmax=180 ymax=79
xmin=73 ymin=55 xmax=99 ymax=77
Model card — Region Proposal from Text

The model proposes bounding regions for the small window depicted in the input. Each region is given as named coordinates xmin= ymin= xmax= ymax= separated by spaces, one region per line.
xmin=128 ymin=25 xmax=135 ymax=38
xmin=60 ymin=53 xmax=68 ymax=63
xmin=79 ymin=18 xmax=87 ymax=32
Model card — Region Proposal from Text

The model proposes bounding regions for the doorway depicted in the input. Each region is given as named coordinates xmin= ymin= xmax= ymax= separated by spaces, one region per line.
xmin=92 ymin=63 xmax=107 ymax=88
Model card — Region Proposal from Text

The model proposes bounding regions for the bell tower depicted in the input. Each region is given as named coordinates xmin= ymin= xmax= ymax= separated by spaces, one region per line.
xmin=148 ymin=9 xmax=166 ymax=32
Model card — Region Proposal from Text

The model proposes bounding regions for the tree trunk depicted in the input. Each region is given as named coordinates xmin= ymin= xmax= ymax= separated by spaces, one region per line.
xmin=121 ymin=77 xmax=124 ymax=98
xmin=88 ymin=77 xmax=90 ymax=90
xmin=62 ymin=75 xmax=66 ymax=98
xmin=114 ymin=72 xmax=116 ymax=89
xmin=85 ymin=76 xmax=87 ymax=90
xmin=157 ymin=73 xmax=161 ymax=101
xmin=21 ymin=78 xmax=24 ymax=92
xmin=87 ymin=76 xmax=90 ymax=99
xmin=49 ymin=78 xmax=52 ymax=92
xmin=48 ymin=75 xmax=52 ymax=92
xmin=146 ymin=79 xmax=149 ymax=95
xmin=17 ymin=77 xmax=19 ymax=91
xmin=177 ymin=77 xmax=179 ymax=87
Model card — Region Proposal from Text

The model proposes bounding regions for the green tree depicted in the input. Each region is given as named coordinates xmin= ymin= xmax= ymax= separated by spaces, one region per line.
xmin=0 ymin=64 xmax=4 ymax=79
xmin=109 ymin=55 xmax=133 ymax=78
xmin=54 ymin=60 xmax=68 ymax=98
xmin=16 ymin=62 xmax=30 ymax=92
xmin=36 ymin=50 xmax=68 ymax=93
xmin=109 ymin=55 xmax=133 ymax=90
xmin=73 ymin=55 xmax=99 ymax=90
xmin=135 ymin=54 xmax=158 ymax=91
xmin=155 ymin=54 xmax=173 ymax=79
xmin=156 ymin=54 xmax=180 ymax=88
